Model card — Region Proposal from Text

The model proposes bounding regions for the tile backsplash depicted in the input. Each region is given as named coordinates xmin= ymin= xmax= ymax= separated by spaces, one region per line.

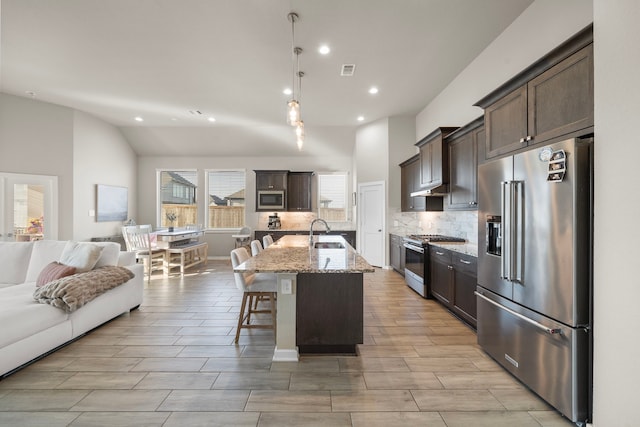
xmin=389 ymin=208 xmax=478 ymax=244
xmin=257 ymin=209 xmax=477 ymax=244
xmin=257 ymin=212 xmax=354 ymax=231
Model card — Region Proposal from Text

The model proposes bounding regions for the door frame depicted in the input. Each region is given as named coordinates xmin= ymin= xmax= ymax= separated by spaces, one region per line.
xmin=357 ymin=180 xmax=386 ymax=267
xmin=0 ymin=172 xmax=59 ymax=241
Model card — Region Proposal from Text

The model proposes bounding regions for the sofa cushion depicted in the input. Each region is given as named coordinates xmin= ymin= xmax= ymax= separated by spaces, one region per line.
xmin=59 ymin=242 xmax=103 ymax=273
xmin=36 ymin=262 xmax=76 ymax=287
xmin=117 ymin=251 xmax=136 ymax=267
xmin=24 ymin=240 xmax=68 ymax=283
xmin=0 ymin=284 xmax=69 ymax=348
xmin=0 ymin=242 xmax=34 ymax=285
xmin=93 ymin=242 xmax=121 ymax=268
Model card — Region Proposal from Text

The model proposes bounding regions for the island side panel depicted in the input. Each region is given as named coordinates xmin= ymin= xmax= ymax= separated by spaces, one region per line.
xmin=273 ymin=273 xmax=299 ymax=362
xmin=296 ymin=273 xmax=364 ymax=354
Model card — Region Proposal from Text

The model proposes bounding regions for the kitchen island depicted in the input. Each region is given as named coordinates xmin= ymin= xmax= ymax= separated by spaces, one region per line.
xmin=233 ymin=234 xmax=374 ymax=361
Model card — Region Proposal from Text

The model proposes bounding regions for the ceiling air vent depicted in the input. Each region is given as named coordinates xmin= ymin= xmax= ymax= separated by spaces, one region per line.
xmin=340 ymin=64 xmax=356 ymax=77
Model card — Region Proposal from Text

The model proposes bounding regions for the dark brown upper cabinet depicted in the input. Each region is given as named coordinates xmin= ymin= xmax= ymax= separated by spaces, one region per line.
xmin=400 ymin=155 xmax=443 ymax=212
xmin=287 ymin=171 xmax=313 ymax=212
xmin=255 ymin=170 xmax=288 ymax=191
xmin=476 ymin=25 xmax=593 ymax=161
xmin=414 ymin=127 xmax=458 ymax=195
xmin=446 ymin=117 xmax=483 ymax=210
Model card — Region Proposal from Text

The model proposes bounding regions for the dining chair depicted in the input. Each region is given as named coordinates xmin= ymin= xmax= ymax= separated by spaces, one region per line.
xmin=230 ymin=247 xmax=276 ymax=343
xmin=250 ymin=240 xmax=263 ymax=256
xmin=122 ymin=225 xmax=164 ymax=282
xmin=263 ymin=234 xmax=274 ymax=248
xmin=233 ymin=226 xmax=252 ymax=248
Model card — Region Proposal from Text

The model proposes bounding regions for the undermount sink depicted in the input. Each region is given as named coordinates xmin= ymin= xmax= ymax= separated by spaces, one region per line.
xmin=313 ymin=242 xmax=345 ymax=249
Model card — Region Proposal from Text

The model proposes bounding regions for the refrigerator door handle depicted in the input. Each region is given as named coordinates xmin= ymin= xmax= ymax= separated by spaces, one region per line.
xmin=501 ymin=181 xmax=510 ymax=280
xmin=513 ymin=181 xmax=524 ymax=283
xmin=475 ymin=291 xmax=562 ymax=335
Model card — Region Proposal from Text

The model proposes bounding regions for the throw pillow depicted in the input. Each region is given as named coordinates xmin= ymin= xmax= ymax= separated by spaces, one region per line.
xmin=93 ymin=242 xmax=120 ymax=268
xmin=36 ymin=261 xmax=76 ymax=287
xmin=59 ymin=242 xmax=104 ymax=273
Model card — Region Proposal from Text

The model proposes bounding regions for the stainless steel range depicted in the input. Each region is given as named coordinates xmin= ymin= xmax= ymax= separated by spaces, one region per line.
xmin=403 ymin=234 xmax=465 ymax=298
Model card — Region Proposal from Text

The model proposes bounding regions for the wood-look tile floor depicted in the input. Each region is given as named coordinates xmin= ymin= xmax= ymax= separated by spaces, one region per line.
xmin=0 ymin=261 xmax=574 ymax=426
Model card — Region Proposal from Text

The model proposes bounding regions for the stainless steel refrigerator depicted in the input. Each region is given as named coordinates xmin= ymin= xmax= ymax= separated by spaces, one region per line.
xmin=476 ymin=137 xmax=593 ymax=424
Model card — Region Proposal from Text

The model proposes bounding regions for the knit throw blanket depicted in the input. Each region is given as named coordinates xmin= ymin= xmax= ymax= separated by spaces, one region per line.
xmin=34 ymin=266 xmax=135 ymax=313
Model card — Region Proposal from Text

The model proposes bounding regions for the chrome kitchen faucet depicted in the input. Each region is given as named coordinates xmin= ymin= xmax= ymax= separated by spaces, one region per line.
xmin=309 ymin=218 xmax=331 ymax=244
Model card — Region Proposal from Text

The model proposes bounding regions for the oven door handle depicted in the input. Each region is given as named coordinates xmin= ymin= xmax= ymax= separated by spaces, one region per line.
xmin=403 ymin=243 xmax=424 ymax=254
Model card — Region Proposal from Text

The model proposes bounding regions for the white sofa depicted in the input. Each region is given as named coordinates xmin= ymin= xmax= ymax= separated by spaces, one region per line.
xmin=0 ymin=240 xmax=144 ymax=377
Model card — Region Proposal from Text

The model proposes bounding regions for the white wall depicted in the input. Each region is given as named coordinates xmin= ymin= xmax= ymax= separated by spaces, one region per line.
xmin=355 ymin=116 xmax=417 ymax=266
xmin=0 ymin=94 xmax=139 ymax=241
xmin=388 ymin=116 xmax=417 ymax=210
xmin=137 ymin=154 xmax=353 ymax=257
xmin=592 ymin=1 xmax=640 ymax=425
xmin=354 ymin=118 xmax=390 ymax=185
xmin=416 ymin=0 xmax=594 ymax=141
xmin=0 ymin=93 xmax=75 ymax=239
xmin=72 ymin=111 xmax=138 ymax=242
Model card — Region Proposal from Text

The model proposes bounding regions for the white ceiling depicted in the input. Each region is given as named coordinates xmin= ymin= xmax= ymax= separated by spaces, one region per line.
xmin=1 ymin=0 xmax=534 ymax=157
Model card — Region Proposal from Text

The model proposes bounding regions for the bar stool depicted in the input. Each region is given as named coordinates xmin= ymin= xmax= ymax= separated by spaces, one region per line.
xmin=230 ymin=247 xmax=276 ymax=343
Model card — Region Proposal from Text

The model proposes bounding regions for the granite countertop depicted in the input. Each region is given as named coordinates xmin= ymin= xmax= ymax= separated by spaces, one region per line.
xmin=235 ymin=235 xmax=374 ymax=274
xmin=429 ymin=241 xmax=478 ymax=257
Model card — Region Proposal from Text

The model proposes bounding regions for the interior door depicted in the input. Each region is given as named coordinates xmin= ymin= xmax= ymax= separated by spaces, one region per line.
xmin=357 ymin=181 xmax=384 ymax=267
xmin=0 ymin=173 xmax=58 ymax=242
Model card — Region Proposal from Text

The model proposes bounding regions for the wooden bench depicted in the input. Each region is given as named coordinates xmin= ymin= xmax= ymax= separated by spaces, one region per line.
xmin=163 ymin=241 xmax=208 ymax=276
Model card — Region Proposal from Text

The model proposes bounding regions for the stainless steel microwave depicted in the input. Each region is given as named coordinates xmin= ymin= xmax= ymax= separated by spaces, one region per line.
xmin=257 ymin=190 xmax=285 ymax=210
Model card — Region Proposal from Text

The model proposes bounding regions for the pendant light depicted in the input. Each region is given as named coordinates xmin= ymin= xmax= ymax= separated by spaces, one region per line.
xmin=295 ymin=70 xmax=305 ymax=150
xmin=286 ymin=13 xmax=301 ymax=126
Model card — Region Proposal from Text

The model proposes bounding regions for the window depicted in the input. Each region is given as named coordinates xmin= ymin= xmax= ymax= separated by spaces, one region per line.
xmin=317 ymin=172 xmax=349 ymax=222
xmin=206 ymin=169 xmax=246 ymax=229
xmin=158 ymin=170 xmax=198 ymax=227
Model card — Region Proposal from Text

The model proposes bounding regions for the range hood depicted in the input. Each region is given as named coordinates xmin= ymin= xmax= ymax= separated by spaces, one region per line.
xmin=411 ymin=183 xmax=449 ymax=197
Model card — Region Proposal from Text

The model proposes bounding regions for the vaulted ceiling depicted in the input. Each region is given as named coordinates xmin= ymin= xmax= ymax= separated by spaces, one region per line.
xmin=1 ymin=0 xmax=534 ymax=157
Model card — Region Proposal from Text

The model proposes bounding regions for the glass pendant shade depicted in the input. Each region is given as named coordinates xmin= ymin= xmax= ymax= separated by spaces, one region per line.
xmin=295 ymin=120 xmax=304 ymax=150
xmin=287 ymin=100 xmax=300 ymax=126
xmin=295 ymin=120 xmax=304 ymax=138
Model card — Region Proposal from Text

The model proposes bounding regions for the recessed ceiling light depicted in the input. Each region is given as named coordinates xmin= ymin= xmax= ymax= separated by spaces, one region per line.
xmin=207 ymin=117 xmax=216 ymax=122
xmin=357 ymin=116 xmax=365 ymax=122
xmin=134 ymin=116 xmax=144 ymax=122
xmin=319 ymin=45 xmax=330 ymax=55
xmin=368 ymin=87 xmax=379 ymax=95
xmin=283 ymin=88 xmax=293 ymax=95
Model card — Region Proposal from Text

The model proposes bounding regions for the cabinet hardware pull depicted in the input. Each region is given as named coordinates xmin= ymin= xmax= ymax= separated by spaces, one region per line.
xmin=525 ymin=135 xmax=533 ymax=142
xmin=519 ymin=137 xmax=526 ymax=143
xmin=459 ymin=259 xmax=471 ymax=264
xmin=448 ymin=265 xmax=453 ymax=270
xmin=435 ymin=251 xmax=445 ymax=255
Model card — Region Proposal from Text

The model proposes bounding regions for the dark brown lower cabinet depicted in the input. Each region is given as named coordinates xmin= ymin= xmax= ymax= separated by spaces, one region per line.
xmin=429 ymin=246 xmax=477 ymax=329
xmin=451 ymin=253 xmax=477 ymax=328
xmin=389 ymin=234 xmax=405 ymax=275
xmin=296 ymin=273 xmax=363 ymax=354
xmin=429 ymin=248 xmax=452 ymax=304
